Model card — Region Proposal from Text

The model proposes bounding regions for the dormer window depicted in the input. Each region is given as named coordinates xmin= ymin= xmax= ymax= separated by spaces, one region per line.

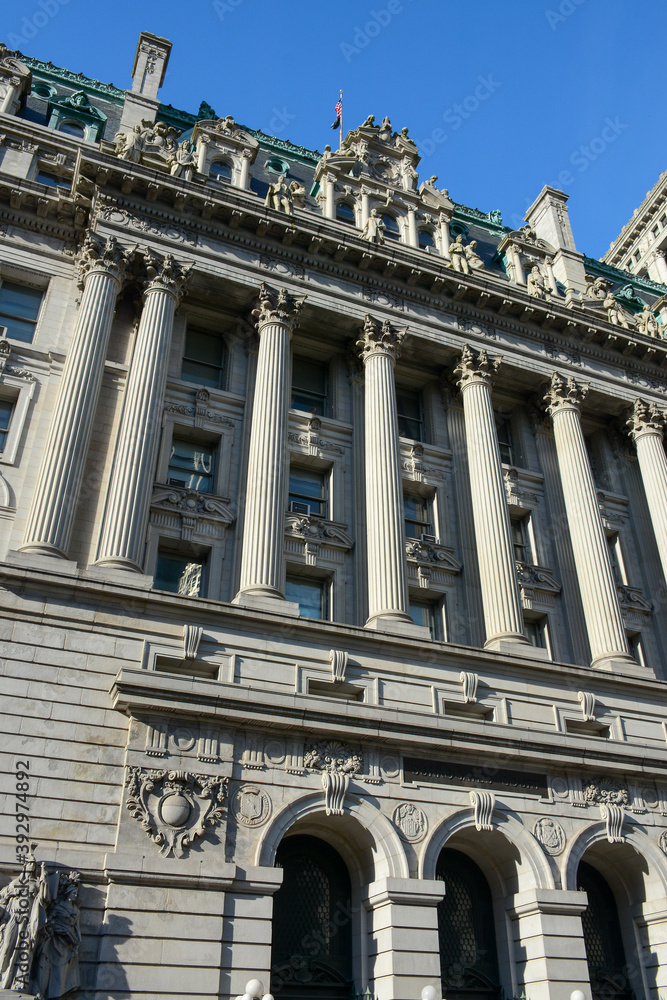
xmin=210 ymin=161 xmax=232 ymax=182
xmin=46 ymin=90 xmax=106 ymax=142
xmin=58 ymin=120 xmax=85 ymax=138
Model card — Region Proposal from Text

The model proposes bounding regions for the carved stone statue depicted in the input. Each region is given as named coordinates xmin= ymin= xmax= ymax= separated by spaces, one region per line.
xmin=169 ymin=141 xmax=196 ymax=180
xmin=361 ymin=208 xmax=385 ymax=244
xmin=264 ymin=174 xmax=293 ymax=215
xmin=464 ymin=239 xmax=485 ymax=271
xmin=0 ymin=856 xmax=48 ymax=990
xmin=527 ymin=264 xmax=549 ymax=299
xmin=636 ymin=303 xmax=660 ymax=338
xmin=31 ymin=872 xmax=81 ymax=1000
xmin=115 ymin=123 xmax=144 ymax=162
xmin=584 ymin=275 xmax=608 ymax=301
xmin=604 ymin=291 xmax=630 ymax=328
xmin=289 ymin=180 xmax=307 ymax=209
xmin=401 ymin=160 xmax=419 ymax=191
xmin=419 ymin=174 xmax=451 ymax=212
xmin=215 ymin=115 xmax=237 ymax=134
xmin=361 ymin=114 xmax=375 ymax=127
xmin=448 ymin=234 xmax=471 ymax=275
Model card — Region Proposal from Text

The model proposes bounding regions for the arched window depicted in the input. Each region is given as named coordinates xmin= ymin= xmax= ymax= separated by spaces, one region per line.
xmin=419 ymin=229 xmax=435 ymax=250
xmin=271 ymin=835 xmax=354 ymax=1000
xmin=436 ymin=848 xmax=501 ymax=1000
xmin=336 ymin=202 xmax=355 ymax=225
xmin=58 ymin=120 xmax=85 ymax=138
xmin=382 ymin=214 xmax=400 ymax=241
xmin=210 ymin=161 xmax=232 ymax=182
xmin=577 ymin=861 xmax=632 ymax=1000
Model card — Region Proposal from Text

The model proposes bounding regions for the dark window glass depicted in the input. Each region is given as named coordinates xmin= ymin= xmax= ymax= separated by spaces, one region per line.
xmin=181 ymin=326 xmax=225 ymax=388
xmin=36 ymin=171 xmax=71 ymax=189
xmin=495 ymin=416 xmax=514 ymax=465
xmin=606 ymin=534 xmax=627 ymax=585
xmin=168 ymin=439 xmax=215 ymax=493
xmin=336 ymin=202 xmax=355 ymax=224
xmin=291 ymin=357 xmax=328 ymax=416
xmin=271 ymin=836 xmax=353 ymax=1000
xmin=0 ymin=281 xmax=43 ymax=343
xmin=419 ymin=229 xmax=435 ymax=249
xmin=578 ymin=862 xmax=632 ymax=1000
xmin=524 ymin=618 xmax=547 ymax=649
xmin=437 ymin=849 xmax=501 ymax=1000
xmin=382 ymin=214 xmax=400 ymax=240
xmin=0 ymin=399 xmax=13 ymax=451
xmin=210 ymin=161 xmax=232 ymax=181
xmin=286 ymin=577 xmax=326 ymax=620
xmin=409 ymin=600 xmax=436 ymax=638
xmin=510 ymin=516 xmax=529 ymax=562
xmin=288 ymin=468 xmax=325 ymax=515
xmin=404 ymin=495 xmax=431 ymax=539
xmin=154 ymin=552 xmax=205 ymax=597
xmin=58 ymin=120 xmax=85 ymax=137
xmin=627 ymin=632 xmax=646 ymax=666
xmin=396 ymin=388 xmax=423 ymax=440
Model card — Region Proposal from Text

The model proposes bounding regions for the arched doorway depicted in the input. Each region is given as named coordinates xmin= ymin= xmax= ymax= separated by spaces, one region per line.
xmin=271 ymin=835 xmax=354 ymax=1000
xmin=436 ymin=848 xmax=501 ymax=1000
xmin=577 ymin=861 xmax=632 ymax=1000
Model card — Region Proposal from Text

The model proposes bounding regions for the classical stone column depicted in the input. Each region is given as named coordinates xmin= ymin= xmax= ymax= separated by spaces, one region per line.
xmin=438 ymin=212 xmax=451 ymax=258
xmin=627 ymin=398 xmax=667 ymax=584
xmin=20 ymin=234 xmax=133 ymax=559
xmin=357 ymin=316 xmax=426 ymax=636
xmin=233 ymin=284 xmax=303 ymax=611
xmin=95 ymin=253 xmax=190 ymax=572
xmin=544 ymin=372 xmax=635 ymax=670
xmin=653 ymin=249 xmax=667 ymax=285
xmin=406 ymin=208 xmax=418 ymax=247
xmin=454 ymin=345 xmax=531 ymax=654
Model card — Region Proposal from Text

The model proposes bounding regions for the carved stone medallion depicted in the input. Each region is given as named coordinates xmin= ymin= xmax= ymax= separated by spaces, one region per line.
xmin=393 ymin=802 xmax=428 ymax=843
xmin=125 ymin=766 xmax=227 ymax=858
xmin=660 ymin=830 xmax=667 ymax=856
xmin=533 ymin=817 xmax=566 ymax=856
xmin=232 ymin=784 xmax=272 ymax=827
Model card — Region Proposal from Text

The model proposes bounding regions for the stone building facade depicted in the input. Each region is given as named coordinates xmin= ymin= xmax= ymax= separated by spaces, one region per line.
xmin=2 ymin=30 xmax=667 ymax=1000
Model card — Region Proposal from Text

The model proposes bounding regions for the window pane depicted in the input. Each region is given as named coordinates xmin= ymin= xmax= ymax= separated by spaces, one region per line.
xmin=181 ymin=327 xmax=224 ymax=388
xmin=210 ymin=161 xmax=232 ymax=180
xmin=419 ymin=230 xmax=435 ymax=248
xmin=511 ymin=518 xmax=527 ymax=561
xmin=404 ymin=495 xmax=430 ymax=538
xmin=409 ymin=601 xmax=436 ymax=638
xmin=0 ymin=281 xmax=43 ymax=321
xmin=0 ymin=399 xmax=12 ymax=452
xmin=36 ymin=171 xmax=71 ymax=189
xmin=396 ymin=388 xmax=422 ymax=440
xmin=336 ymin=202 xmax=355 ymax=223
xmin=168 ymin=440 xmax=215 ymax=493
xmin=286 ymin=577 xmax=325 ymax=619
xmin=58 ymin=120 xmax=85 ymax=137
xmin=288 ymin=468 xmax=324 ymax=514
xmin=525 ymin=619 xmax=546 ymax=648
xmin=291 ymin=357 xmax=327 ymax=415
xmin=496 ymin=416 xmax=514 ymax=465
xmin=154 ymin=554 xmax=204 ymax=597
xmin=382 ymin=215 xmax=400 ymax=239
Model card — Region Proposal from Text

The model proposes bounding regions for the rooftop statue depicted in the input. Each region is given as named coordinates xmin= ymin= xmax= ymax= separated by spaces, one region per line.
xmin=361 ymin=208 xmax=385 ymax=244
xmin=289 ymin=180 xmax=307 ymax=209
xmin=448 ymin=234 xmax=475 ymax=275
xmin=636 ymin=303 xmax=660 ymax=338
xmin=604 ymin=290 xmax=630 ymax=328
xmin=265 ymin=174 xmax=293 ymax=215
xmin=169 ymin=140 xmax=196 ymax=180
xmin=527 ymin=264 xmax=549 ymax=299
xmin=419 ymin=175 xmax=452 ymax=212
xmin=464 ymin=239 xmax=485 ymax=271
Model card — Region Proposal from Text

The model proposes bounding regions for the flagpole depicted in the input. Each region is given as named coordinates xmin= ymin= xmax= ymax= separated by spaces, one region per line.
xmin=339 ymin=89 xmax=343 ymax=151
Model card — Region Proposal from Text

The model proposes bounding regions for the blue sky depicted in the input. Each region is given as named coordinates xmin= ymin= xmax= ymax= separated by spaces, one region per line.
xmin=6 ymin=0 xmax=665 ymax=258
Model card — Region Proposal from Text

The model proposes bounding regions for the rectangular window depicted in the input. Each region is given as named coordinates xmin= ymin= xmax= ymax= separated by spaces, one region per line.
xmin=510 ymin=515 xmax=530 ymax=563
xmin=409 ymin=600 xmax=436 ymax=639
xmin=291 ymin=357 xmax=328 ymax=416
xmin=168 ymin=439 xmax=216 ymax=493
xmin=496 ymin=416 xmax=514 ymax=465
xmin=288 ymin=467 xmax=325 ymax=516
xmin=653 ymin=225 xmax=661 ymax=239
xmin=0 ymin=280 xmax=43 ymax=343
xmin=628 ymin=632 xmax=646 ymax=667
xmin=181 ymin=326 xmax=225 ymax=388
xmin=404 ymin=494 xmax=432 ymax=539
xmin=396 ymin=388 xmax=423 ymax=441
xmin=524 ymin=616 xmax=549 ymax=652
xmin=0 ymin=399 xmax=14 ymax=452
xmin=286 ymin=576 xmax=327 ymax=620
xmin=606 ymin=533 xmax=628 ymax=585
xmin=154 ymin=551 xmax=206 ymax=597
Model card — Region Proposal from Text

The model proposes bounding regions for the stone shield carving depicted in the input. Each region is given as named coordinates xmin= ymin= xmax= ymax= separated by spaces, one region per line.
xmin=393 ymin=802 xmax=428 ymax=843
xmin=125 ymin=767 xmax=228 ymax=858
xmin=533 ymin=817 xmax=566 ymax=856
xmin=232 ymin=785 xmax=272 ymax=827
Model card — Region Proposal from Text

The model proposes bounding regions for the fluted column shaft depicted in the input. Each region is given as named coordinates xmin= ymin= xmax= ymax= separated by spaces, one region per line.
xmin=21 ymin=235 xmax=131 ymax=558
xmin=358 ymin=316 xmax=412 ymax=627
xmin=455 ymin=346 xmax=527 ymax=648
xmin=236 ymin=286 xmax=303 ymax=600
xmin=628 ymin=399 xmax=667 ymax=584
xmin=96 ymin=254 xmax=190 ymax=571
xmin=545 ymin=373 xmax=632 ymax=668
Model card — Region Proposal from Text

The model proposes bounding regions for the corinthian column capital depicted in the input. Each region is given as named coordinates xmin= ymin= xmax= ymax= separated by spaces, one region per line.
xmin=356 ymin=315 xmax=406 ymax=365
xmin=544 ymin=371 xmax=589 ymax=416
xmin=142 ymin=251 xmax=192 ymax=304
xmin=76 ymin=232 xmax=134 ymax=289
xmin=453 ymin=344 xmax=501 ymax=390
xmin=252 ymin=282 xmax=305 ymax=333
xmin=627 ymin=397 xmax=665 ymax=440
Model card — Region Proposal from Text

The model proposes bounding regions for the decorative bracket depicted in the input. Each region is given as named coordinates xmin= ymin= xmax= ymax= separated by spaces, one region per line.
xmin=470 ymin=789 xmax=495 ymax=831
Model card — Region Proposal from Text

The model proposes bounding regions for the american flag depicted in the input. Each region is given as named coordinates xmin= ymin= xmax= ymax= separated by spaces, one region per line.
xmin=331 ymin=97 xmax=342 ymax=130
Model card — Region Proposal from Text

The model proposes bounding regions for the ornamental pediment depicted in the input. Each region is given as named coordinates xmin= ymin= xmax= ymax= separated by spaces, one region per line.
xmin=192 ymin=116 xmax=259 ymax=157
xmin=316 ymin=115 xmax=420 ymax=196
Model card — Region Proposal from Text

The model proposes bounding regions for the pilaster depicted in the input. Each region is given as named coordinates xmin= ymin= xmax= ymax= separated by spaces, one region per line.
xmin=509 ymin=889 xmax=590 ymax=1000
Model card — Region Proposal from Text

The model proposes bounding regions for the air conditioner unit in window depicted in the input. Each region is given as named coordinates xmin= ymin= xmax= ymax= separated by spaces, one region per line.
xmin=289 ymin=501 xmax=311 ymax=515
xmin=168 ymin=477 xmax=188 ymax=488
xmin=420 ymin=533 xmax=438 ymax=544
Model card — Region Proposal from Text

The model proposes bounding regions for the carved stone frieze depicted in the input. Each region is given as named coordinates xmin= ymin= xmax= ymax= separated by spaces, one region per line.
xmin=259 ymin=255 xmax=306 ymax=280
xmin=533 ymin=817 xmax=566 ymax=856
xmin=504 ymin=468 xmax=540 ymax=505
xmin=617 ymin=584 xmax=652 ymax=616
xmin=125 ymin=766 xmax=228 ymax=858
xmin=96 ymin=205 xmax=199 ymax=246
xmin=583 ymin=777 xmax=630 ymax=806
xmin=288 ymin=416 xmax=344 ymax=455
xmin=393 ymin=802 xmax=428 ymax=843
xmin=164 ymin=401 xmax=234 ymax=427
